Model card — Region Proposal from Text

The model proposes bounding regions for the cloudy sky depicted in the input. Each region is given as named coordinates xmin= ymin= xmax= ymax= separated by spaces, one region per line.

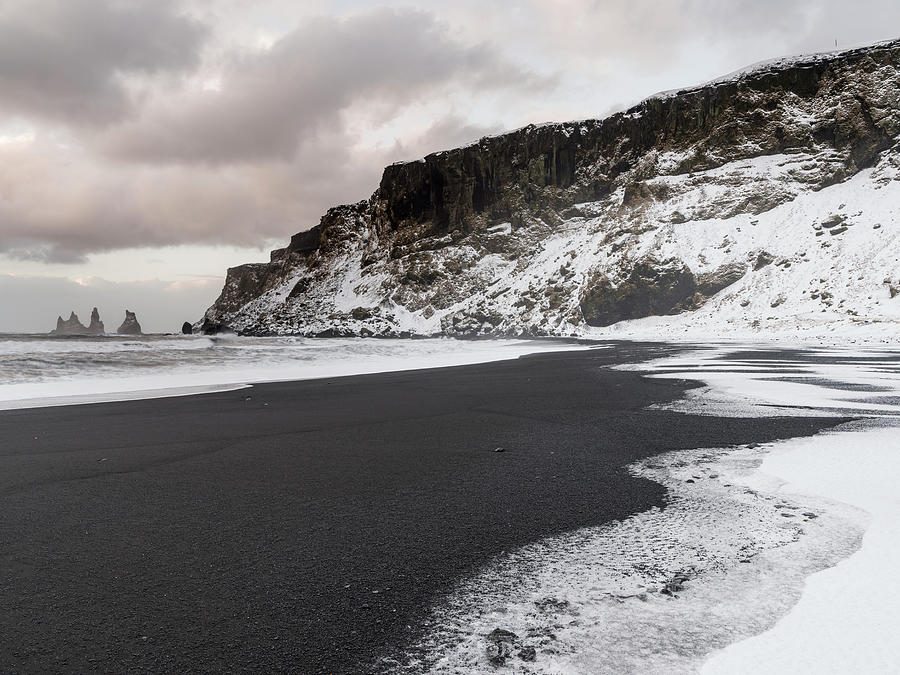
xmin=1 ymin=0 xmax=897 ymax=332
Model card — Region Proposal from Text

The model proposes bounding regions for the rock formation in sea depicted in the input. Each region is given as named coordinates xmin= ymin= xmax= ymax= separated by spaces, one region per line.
xmin=201 ymin=38 xmax=900 ymax=339
xmin=51 ymin=308 xmax=105 ymax=335
xmin=88 ymin=307 xmax=104 ymax=334
xmin=116 ymin=310 xmax=142 ymax=335
xmin=182 ymin=321 xmax=193 ymax=335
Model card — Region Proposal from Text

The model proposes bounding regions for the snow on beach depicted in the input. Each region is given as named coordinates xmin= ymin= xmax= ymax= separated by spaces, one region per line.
xmin=702 ymin=427 xmax=900 ymax=675
xmin=647 ymin=348 xmax=900 ymax=674
xmin=397 ymin=345 xmax=900 ymax=673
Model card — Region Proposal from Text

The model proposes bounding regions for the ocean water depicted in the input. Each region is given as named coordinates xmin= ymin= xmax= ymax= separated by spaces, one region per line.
xmin=0 ymin=333 xmax=580 ymax=409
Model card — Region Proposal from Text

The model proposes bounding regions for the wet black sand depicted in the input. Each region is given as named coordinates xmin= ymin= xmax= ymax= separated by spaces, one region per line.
xmin=0 ymin=343 xmax=845 ymax=673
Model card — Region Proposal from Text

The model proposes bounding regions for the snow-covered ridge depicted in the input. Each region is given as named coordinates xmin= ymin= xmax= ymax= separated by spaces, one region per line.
xmin=202 ymin=37 xmax=900 ymax=343
xmin=398 ymin=39 xmax=900 ymax=166
xmin=650 ymin=37 xmax=900 ymax=102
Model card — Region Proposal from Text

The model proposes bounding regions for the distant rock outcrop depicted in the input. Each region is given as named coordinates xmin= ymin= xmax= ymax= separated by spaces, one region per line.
xmin=116 ymin=310 xmax=142 ymax=335
xmin=181 ymin=321 xmax=193 ymax=335
xmin=52 ymin=312 xmax=87 ymax=335
xmin=50 ymin=308 xmax=105 ymax=335
xmin=88 ymin=307 xmax=104 ymax=333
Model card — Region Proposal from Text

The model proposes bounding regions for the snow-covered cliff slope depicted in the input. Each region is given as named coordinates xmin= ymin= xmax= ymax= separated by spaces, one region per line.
xmin=202 ymin=39 xmax=900 ymax=343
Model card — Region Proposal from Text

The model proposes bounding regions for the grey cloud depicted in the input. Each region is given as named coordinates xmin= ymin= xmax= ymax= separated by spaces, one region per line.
xmin=1 ymin=244 xmax=89 ymax=266
xmin=634 ymin=0 xmax=898 ymax=62
xmin=102 ymin=7 xmax=551 ymax=163
xmin=0 ymin=5 xmax=526 ymax=263
xmin=0 ymin=0 xmax=207 ymax=126
xmin=2 ymin=0 xmax=895 ymax=269
xmin=0 ymin=114 xmax=499 ymax=262
xmin=396 ymin=116 xmax=505 ymax=157
xmin=682 ymin=0 xmax=900 ymax=48
xmin=506 ymin=0 xmax=895 ymax=80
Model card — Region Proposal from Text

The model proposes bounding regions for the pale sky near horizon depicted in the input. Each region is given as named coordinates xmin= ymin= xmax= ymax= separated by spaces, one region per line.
xmin=0 ymin=0 xmax=897 ymax=332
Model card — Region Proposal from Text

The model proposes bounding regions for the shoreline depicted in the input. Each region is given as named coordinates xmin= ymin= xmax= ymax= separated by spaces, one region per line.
xmin=639 ymin=348 xmax=900 ymax=673
xmin=0 ymin=345 xmax=845 ymax=674
xmin=397 ymin=344 xmax=900 ymax=672
xmin=702 ymin=421 xmax=900 ymax=674
xmin=3 ymin=334 xmax=898 ymax=413
xmin=0 ymin=336 xmax=591 ymax=411
xmin=401 ymin=428 xmax=866 ymax=674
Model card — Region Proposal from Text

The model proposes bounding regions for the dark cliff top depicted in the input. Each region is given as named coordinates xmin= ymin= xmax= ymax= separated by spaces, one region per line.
xmin=385 ymin=36 xmax=900 ymax=174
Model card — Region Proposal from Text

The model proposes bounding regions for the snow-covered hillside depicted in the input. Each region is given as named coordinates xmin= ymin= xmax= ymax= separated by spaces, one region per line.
xmin=202 ymin=38 xmax=900 ymax=343
xmin=588 ymin=152 xmax=900 ymax=344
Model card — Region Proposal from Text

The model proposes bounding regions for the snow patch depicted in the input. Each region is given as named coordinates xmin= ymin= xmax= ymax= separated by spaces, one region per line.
xmin=702 ymin=425 xmax=900 ymax=675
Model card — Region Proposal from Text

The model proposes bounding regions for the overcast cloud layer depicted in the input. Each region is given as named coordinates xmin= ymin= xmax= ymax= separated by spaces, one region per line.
xmin=0 ymin=0 xmax=898 ymax=329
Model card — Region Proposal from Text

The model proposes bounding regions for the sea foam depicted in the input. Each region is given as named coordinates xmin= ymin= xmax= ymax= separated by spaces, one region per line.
xmin=0 ymin=334 xmax=589 ymax=409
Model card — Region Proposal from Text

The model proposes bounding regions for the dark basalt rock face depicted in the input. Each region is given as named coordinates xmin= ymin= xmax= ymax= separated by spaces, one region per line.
xmin=116 ymin=310 xmax=142 ymax=335
xmin=201 ymin=39 xmax=900 ymax=336
xmin=201 ymin=264 xmax=273 ymax=334
xmin=181 ymin=321 xmax=193 ymax=335
xmin=697 ymin=262 xmax=748 ymax=297
xmin=580 ymin=259 xmax=750 ymax=327
xmin=51 ymin=308 xmax=105 ymax=335
xmin=580 ymin=257 xmax=698 ymax=327
xmin=371 ymin=41 xmax=898 ymax=242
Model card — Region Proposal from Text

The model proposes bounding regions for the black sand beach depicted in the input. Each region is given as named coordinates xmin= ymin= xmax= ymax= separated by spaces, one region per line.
xmin=0 ymin=343 xmax=844 ymax=673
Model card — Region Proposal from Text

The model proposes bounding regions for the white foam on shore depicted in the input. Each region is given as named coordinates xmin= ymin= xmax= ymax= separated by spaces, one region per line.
xmin=640 ymin=348 xmax=900 ymax=673
xmin=0 ymin=337 xmax=591 ymax=410
xmin=628 ymin=345 xmax=900 ymax=417
xmin=394 ymin=345 xmax=900 ymax=673
xmin=702 ymin=424 xmax=900 ymax=674
xmin=390 ymin=437 xmax=864 ymax=674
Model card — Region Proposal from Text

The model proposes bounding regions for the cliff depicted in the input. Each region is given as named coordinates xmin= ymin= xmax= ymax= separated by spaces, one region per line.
xmin=202 ymin=39 xmax=900 ymax=340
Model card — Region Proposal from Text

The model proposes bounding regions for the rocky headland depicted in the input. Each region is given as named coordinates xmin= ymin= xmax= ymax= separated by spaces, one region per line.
xmin=201 ymin=39 xmax=900 ymax=340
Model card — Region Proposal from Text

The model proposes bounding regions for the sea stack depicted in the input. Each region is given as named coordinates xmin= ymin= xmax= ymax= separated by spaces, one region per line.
xmin=117 ymin=310 xmax=142 ymax=335
xmin=181 ymin=321 xmax=193 ymax=335
xmin=88 ymin=307 xmax=104 ymax=334
xmin=50 ymin=309 xmax=105 ymax=335
xmin=51 ymin=311 xmax=87 ymax=335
